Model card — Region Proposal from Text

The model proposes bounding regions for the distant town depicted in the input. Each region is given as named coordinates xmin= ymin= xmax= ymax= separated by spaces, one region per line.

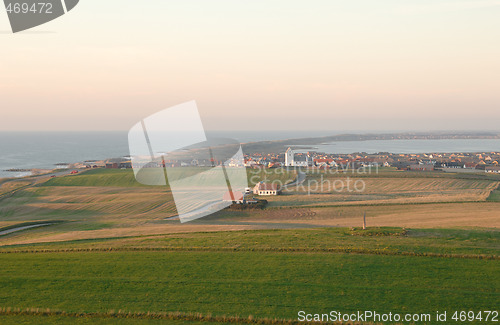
xmin=77 ymin=146 xmax=500 ymax=174
xmin=241 ymin=147 xmax=500 ymax=173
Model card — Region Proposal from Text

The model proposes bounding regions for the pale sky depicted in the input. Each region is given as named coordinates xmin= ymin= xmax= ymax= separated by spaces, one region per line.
xmin=1 ymin=0 xmax=499 ymax=132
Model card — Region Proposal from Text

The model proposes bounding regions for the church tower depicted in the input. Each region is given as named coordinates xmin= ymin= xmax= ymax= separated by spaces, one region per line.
xmin=285 ymin=147 xmax=294 ymax=167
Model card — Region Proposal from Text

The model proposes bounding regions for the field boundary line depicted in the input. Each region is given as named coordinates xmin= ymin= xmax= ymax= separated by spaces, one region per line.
xmin=0 ymin=246 xmax=497 ymax=260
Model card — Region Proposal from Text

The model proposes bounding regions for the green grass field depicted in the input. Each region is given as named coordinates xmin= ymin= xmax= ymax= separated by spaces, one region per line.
xmin=0 ymin=315 xmax=212 ymax=325
xmin=2 ymin=227 xmax=499 ymax=257
xmin=487 ymin=188 xmax=500 ymax=202
xmin=0 ymin=168 xmax=498 ymax=324
xmin=0 ymin=228 xmax=498 ymax=324
xmin=43 ymin=169 xmax=148 ymax=187
xmin=42 ymin=168 xmax=297 ymax=188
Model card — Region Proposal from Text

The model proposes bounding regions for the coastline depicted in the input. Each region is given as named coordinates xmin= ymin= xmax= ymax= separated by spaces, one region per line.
xmin=2 ymin=132 xmax=500 ymax=179
xmin=1 ymin=168 xmax=55 ymax=179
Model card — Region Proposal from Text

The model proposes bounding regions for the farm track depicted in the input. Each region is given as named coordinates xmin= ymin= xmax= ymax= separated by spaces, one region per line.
xmin=0 ymin=223 xmax=55 ymax=236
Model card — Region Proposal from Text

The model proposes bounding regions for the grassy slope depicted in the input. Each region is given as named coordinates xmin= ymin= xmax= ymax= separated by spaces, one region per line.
xmin=1 ymin=169 xmax=499 ymax=324
xmin=42 ymin=168 xmax=297 ymax=188
xmin=0 ymin=249 xmax=498 ymax=323
xmin=1 ymin=227 xmax=499 ymax=257
xmin=43 ymin=169 xmax=148 ymax=187
xmin=0 ymin=228 xmax=498 ymax=325
xmin=0 ymin=180 xmax=32 ymax=195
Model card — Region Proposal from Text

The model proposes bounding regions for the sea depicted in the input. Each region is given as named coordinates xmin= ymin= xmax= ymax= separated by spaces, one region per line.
xmin=1 ymin=131 xmax=500 ymax=179
xmin=0 ymin=131 xmax=331 ymax=178
xmin=312 ymin=139 xmax=500 ymax=155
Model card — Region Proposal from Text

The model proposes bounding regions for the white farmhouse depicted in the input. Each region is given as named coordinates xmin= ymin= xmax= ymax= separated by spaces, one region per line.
xmin=253 ymin=182 xmax=281 ymax=195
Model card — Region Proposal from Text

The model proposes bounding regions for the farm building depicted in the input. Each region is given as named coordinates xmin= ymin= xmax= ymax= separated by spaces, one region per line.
xmin=485 ymin=166 xmax=500 ymax=173
xmin=105 ymin=161 xmax=132 ymax=169
xmin=253 ymin=182 xmax=281 ymax=196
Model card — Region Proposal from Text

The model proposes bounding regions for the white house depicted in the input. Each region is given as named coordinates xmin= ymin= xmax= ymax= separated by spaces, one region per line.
xmin=253 ymin=182 xmax=281 ymax=195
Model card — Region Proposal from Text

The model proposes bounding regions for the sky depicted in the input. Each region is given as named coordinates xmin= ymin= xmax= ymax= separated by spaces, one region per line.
xmin=1 ymin=0 xmax=499 ymax=132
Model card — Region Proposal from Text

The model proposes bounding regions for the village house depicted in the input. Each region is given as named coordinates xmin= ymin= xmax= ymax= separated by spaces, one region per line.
xmin=464 ymin=162 xmax=478 ymax=169
xmin=314 ymin=158 xmax=335 ymax=168
xmin=409 ymin=164 xmax=435 ymax=171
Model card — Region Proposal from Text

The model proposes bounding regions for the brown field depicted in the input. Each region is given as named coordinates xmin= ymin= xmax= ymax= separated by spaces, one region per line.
xmin=270 ymin=176 xmax=499 ymax=206
xmin=1 ymin=201 xmax=499 ymax=246
xmin=209 ymin=202 xmax=500 ymax=228
xmin=0 ymin=222 xmax=261 ymax=246
xmin=0 ymin=180 xmax=31 ymax=196
xmin=20 ymin=186 xmax=178 ymax=219
xmin=0 ymin=169 xmax=499 ymax=246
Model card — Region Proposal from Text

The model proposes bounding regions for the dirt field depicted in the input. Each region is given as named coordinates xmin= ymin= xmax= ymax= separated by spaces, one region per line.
xmin=1 ymin=169 xmax=499 ymax=246
xmin=272 ymin=176 xmax=499 ymax=206
xmin=2 ymin=201 xmax=499 ymax=246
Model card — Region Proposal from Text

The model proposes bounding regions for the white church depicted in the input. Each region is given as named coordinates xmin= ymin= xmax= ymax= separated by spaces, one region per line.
xmin=285 ymin=147 xmax=312 ymax=167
